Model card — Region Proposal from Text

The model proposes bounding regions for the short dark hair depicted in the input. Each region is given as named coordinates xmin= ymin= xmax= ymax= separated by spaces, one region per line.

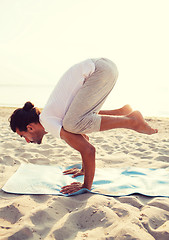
xmin=9 ymin=101 xmax=41 ymax=132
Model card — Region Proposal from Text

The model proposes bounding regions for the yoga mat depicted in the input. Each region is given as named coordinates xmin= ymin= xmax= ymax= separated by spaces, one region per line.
xmin=2 ymin=163 xmax=169 ymax=197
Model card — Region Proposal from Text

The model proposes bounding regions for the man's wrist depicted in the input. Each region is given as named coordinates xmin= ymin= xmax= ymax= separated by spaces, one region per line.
xmin=82 ymin=183 xmax=92 ymax=190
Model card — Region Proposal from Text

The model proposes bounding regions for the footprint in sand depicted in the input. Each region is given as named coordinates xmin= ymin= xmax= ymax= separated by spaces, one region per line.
xmin=19 ymin=152 xmax=32 ymax=159
xmin=31 ymin=195 xmax=50 ymax=203
xmin=8 ymin=227 xmax=33 ymax=240
xmin=69 ymin=205 xmax=118 ymax=229
xmin=118 ymin=196 xmax=144 ymax=209
xmin=148 ymin=198 xmax=169 ymax=211
xmin=111 ymin=206 xmax=129 ymax=218
xmin=30 ymin=210 xmax=54 ymax=225
xmin=0 ymin=204 xmax=23 ymax=224
xmin=1 ymin=155 xmax=14 ymax=166
xmin=155 ymin=155 xmax=169 ymax=162
xmin=29 ymin=157 xmax=50 ymax=165
xmin=140 ymin=203 xmax=169 ymax=240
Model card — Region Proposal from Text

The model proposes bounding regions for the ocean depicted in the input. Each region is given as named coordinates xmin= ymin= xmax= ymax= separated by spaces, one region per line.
xmin=0 ymin=84 xmax=54 ymax=108
xmin=0 ymin=84 xmax=168 ymax=118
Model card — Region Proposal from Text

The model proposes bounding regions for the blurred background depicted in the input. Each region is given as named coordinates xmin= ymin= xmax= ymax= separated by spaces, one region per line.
xmin=0 ymin=0 xmax=168 ymax=117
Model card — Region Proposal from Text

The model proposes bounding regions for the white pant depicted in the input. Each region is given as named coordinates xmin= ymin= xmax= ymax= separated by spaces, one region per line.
xmin=62 ymin=58 xmax=118 ymax=134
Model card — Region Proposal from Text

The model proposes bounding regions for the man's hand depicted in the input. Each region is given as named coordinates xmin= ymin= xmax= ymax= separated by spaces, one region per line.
xmin=60 ymin=182 xmax=84 ymax=194
xmin=63 ymin=168 xmax=84 ymax=178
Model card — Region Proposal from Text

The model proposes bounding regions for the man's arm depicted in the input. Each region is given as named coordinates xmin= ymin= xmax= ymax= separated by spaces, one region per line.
xmin=62 ymin=133 xmax=89 ymax=177
xmin=60 ymin=128 xmax=95 ymax=194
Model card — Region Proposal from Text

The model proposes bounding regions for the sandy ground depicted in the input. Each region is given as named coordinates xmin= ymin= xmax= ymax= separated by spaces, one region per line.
xmin=0 ymin=107 xmax=169 ymax=240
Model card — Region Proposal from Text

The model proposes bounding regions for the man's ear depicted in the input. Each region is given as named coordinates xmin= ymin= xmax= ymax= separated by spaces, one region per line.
xmin=26 ymin=123 xmax=35 ymax=132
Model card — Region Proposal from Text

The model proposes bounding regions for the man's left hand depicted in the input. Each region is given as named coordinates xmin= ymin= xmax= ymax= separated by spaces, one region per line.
xmin=60 ymin=182 xmax=85 ymax=194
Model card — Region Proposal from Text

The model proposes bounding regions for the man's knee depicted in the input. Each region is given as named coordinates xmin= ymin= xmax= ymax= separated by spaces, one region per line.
xmin=62 ymin=117 xmax=78 ymax=133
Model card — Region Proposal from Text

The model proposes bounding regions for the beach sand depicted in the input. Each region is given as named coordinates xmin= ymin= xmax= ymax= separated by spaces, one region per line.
xmin=0 ymin=107 xmax=169 ymax=240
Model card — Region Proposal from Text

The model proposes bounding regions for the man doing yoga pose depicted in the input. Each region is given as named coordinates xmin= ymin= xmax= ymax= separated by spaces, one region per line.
xmin=9 ymin=58 xmax=158 ymax=194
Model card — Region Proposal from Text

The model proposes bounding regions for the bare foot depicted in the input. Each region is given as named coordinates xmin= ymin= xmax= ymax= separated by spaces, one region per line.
xmin=120 ymin=104 xmax=133 ymax=115
xmin=127 ymin=111 xmax=158 ymax=135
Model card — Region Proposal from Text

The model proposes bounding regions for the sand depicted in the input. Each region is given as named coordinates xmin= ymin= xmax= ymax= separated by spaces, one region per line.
xmin=0 ymin=107 xmax=169 ymax=240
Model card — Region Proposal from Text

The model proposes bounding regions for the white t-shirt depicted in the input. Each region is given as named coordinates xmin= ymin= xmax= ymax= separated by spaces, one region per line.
xmin=39 ymin=59 xmax=95 ymax=138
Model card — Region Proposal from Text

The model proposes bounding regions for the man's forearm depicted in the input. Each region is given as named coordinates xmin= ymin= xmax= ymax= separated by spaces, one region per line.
xmin=81 ymin=147 xmax=95 ymax=190
xmin=60 ymin=128 xmax=96 ymax=190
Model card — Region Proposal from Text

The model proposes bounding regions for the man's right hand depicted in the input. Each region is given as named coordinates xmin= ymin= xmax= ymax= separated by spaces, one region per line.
xmin=63 ymin=168 xmax=84 ymax=178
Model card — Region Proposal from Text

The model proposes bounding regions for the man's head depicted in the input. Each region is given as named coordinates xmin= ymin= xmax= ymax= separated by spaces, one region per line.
xmin=9 ymin=101 xmax=46 ymax=144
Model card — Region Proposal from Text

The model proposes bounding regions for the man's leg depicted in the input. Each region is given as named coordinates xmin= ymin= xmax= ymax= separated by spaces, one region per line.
xmin=100 ymin=110 xmax=158 ymax=135
xmin=63 ymin=58 xmax=157 ymax=136
xmin=99 ymin=104 xmax=132 ymax=116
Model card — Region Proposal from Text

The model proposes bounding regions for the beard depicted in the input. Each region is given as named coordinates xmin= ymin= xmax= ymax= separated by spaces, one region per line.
xmin=31 ymin=129 xmax=45 ymax=145
xmin=37 ymin=139 xmax=42 ymax=144
xmin=36 ymin=134 xmax=43 ymax=144
xmin=31 ymin=135 xmax=42 ymax=144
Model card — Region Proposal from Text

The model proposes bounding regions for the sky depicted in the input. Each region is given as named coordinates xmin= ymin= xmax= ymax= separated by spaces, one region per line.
xmin=0 ymin=0 xmax=169 ymax=115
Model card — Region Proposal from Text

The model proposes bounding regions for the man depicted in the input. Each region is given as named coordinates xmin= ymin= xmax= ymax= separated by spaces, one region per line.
xmin=9 ymin=58 xmax=158 ymax=194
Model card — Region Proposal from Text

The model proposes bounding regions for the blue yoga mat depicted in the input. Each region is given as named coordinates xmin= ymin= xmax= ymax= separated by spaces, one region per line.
xmin=2 ymin=163 xmax=169 ymax=197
